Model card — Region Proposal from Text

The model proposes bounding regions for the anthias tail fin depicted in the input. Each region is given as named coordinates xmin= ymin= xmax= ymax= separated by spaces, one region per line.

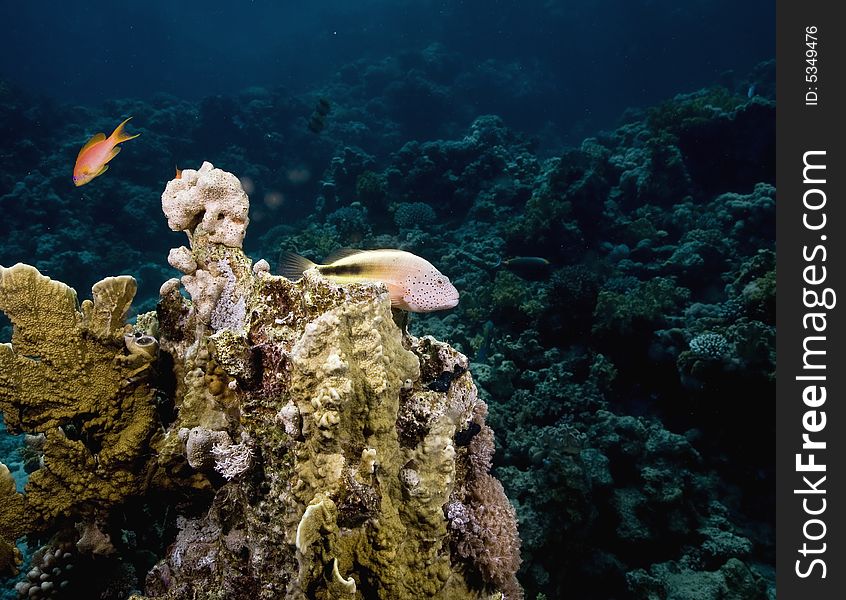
xmin=278 ymin=251 xmax=318 ymax=280
xmin=110 ymin=116 xmax=141 ymax=144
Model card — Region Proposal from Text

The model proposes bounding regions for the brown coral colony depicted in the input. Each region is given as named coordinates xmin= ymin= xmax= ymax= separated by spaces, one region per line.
xmin=0 ymin=162 xmax=521 ymax=599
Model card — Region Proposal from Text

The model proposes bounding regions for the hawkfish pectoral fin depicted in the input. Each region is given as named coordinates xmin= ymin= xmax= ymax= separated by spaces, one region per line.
xmin=384 ymin=281 xmax=408 ymax=305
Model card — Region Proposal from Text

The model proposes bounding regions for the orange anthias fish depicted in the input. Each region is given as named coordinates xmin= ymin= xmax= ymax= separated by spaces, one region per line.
xmin=72 ymin=117 xmax=140 ymax=186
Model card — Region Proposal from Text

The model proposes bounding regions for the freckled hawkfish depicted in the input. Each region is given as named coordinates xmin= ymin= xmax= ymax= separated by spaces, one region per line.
xmin=278 ymin=248 xmax=459 ymax=313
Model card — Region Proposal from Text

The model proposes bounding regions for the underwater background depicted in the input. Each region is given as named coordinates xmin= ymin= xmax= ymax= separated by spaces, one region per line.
xmin=1 ymin=1 xmax=775 ymax=599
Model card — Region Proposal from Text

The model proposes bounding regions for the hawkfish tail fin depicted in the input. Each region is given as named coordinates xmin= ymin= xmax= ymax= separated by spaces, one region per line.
xmin=110 ymin=116 xmax=140 ymax=144
xmin=278 ymin=251 xmax=318 ymax=281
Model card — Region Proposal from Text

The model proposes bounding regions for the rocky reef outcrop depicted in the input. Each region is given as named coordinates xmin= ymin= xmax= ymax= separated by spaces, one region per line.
xmin=0 ymin=162 xmax=521 ymax=599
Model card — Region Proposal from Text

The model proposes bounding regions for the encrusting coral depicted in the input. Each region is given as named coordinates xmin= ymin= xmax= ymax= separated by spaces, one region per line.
xmin=0 ymin=162 xmax=521 ymax=599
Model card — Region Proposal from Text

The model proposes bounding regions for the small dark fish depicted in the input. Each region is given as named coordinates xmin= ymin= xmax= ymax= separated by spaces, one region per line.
xmin=747 ymin=84 xmax=757 ymax=98
xmin=502 ymin=256 xmax=552 ymax=281
xmin=475 ymin=320 xmax=495 ymax=363
xmin=307 ymin=114 xmax=325 ymax=134
xmin=315 ymin=98 xmax=331 ymax=116
xmin=307 ymin=98 xmax=332 ymax=134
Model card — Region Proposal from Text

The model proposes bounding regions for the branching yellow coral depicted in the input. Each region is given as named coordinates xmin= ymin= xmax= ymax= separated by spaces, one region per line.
xmin=0 ymin=263 xmax=157 ymax=528
xmin=0 ymin=462 xmax=25 ymax=576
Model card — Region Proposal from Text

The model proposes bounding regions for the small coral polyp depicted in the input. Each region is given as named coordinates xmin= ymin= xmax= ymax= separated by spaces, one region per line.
xmin=0 ymin=163 xmax=522 ymax=599
xmin=689 ymin=332 xmax=730 ymax=359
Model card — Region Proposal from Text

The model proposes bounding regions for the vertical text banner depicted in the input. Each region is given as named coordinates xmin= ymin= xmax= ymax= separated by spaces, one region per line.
xmin=777 ymin=0 xmax=844 ymax=597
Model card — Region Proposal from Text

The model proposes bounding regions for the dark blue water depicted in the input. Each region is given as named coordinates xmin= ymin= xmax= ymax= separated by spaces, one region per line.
xmin=0 ymin=1 xmax=775 ymax=598
xmin=3 ymin=0 xmax=772 ymax=143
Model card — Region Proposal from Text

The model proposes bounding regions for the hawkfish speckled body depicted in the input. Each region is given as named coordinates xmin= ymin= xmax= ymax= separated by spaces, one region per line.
xmin=279 ymin=249 xmax=459 ymax=313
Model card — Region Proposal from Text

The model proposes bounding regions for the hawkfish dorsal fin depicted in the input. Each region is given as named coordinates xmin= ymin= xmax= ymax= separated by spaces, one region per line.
xmin=277 ymin=251 xmax=318 ymax=281
xmin=76 ymin=133 xmax=106 ymax=160
xmin=323 ymin=248 xmax=367 ymax=264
